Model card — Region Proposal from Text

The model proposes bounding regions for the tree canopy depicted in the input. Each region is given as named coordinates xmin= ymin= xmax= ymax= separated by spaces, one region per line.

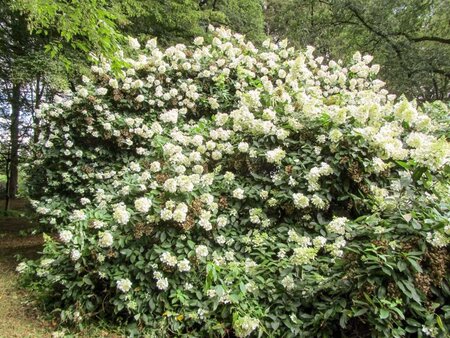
xmin=13 ymin=0 xmax=266 ymax=62
xmin=266 ymin=0 xmax=450 ymax=101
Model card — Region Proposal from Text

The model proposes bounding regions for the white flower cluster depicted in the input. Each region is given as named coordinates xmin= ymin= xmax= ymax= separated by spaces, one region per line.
xmin=233 ymin=188 xmax=245 ymax=200
xmin=69 ymin=209 xmax=87 ymax=222
xmin=281 ymin=275 xmax=295 ymax=290
xmin=117 ymin=278 xmax=132 ymax=292
xmin=290 ymin=247 xmax=317 ymax=266
xmin=113 ymin=204 xmax=130 ymax=225
xmin=426 ymin=232 xmax=448 ymax=247
xmin=292 ymin=193 xmax=309 ymax=208
xmin=177 ymin=258 xmax=191 ymax=272
xmin=173 ymin=203 xmax=188 ymax=223
xmin=134 ymin=197 xmax=152 ymax=213
xmin=16 ymin=262 xmax=28 ymax=274
xmin=234 ymin=316 xmax=259 ymax=337
xmin=406 ymin=132 xmax=449 ymax=170
xmin=153 ymin=271 xmax=169 ymax=291
xmin=160 ymin=252 xmax=177 ymax=267
xmin=326 ymin=217 xmax=348 ymax=235
xmin=99 ymin=231 xmax=114 ymax=248
xmin=195 ymin=245 xmax=209 ymax=259
xmin=160 ymin=201 xmax=189 ymax=223
xmin=306 ymin=163 xmax=333 ymax=191
xmin=59 ymin=230 xmax=73 ymax=243
xmin=70 ymin=249 xmax=81 ymax=261
xmin=266 ymin=147 xmax=286 ymax=164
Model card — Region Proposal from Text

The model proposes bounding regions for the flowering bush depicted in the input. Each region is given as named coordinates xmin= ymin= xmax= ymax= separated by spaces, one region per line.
xmin=23 ymin=27 xmax=449 ymax=337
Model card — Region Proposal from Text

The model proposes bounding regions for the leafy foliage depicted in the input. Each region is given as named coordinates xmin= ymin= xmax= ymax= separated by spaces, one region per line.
xmin=21 ymin=28 xmax=450 ymax=337
xmin=266 ymin=0 xmax=450 ymax=101
xmin=14 ymin=0 xmax=266 ymax=67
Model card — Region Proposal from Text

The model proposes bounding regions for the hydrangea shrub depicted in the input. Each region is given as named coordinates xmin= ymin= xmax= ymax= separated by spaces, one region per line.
xmin=23 ymin=27 xmax=449 ymax=337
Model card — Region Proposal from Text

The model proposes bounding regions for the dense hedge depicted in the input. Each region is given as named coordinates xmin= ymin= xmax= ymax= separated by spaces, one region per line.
xmin=21 ymin=28 xmax=449 ymax=337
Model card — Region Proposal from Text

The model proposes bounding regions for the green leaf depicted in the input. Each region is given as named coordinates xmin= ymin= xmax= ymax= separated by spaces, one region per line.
xmin=400 ymin=280 xmax=422 ymax=304
xmin=406 ymin=318 xmax=421 ymax=327
xmin=353 ymin=308 xmax=368 ymax=317
xmin=397 ymin=261 xmax=407 ymax=272
xmin=395 ymin=160 xmax=411 ymax=170
xmin=406 ymin=257 xmax=423 ymax=273
xmin=187 ymin=240 xmax=195 ymax=249
xmin=391 ymin=307 xmax=405 ymax=320
xmin=436 ymin=315 xmax=445 ymax=331
xmin=379 ymin=309 xmax=389 ymax=319
xmin=412 ymin=167 xmax=427 ymax=182
xmin=339 ymin=312 xmax=348 ymax=328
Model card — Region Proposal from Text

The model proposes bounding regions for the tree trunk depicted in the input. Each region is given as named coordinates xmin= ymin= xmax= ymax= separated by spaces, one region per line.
xmin=7 ymin=11 xmax=28 ymax=198
xmin=4 ymin=157 xmax=10 ymax=214
xmin=33 ymin=76 xmax=43 ymax=143
xmin=8 ymin=82 xmax=21 ymax=198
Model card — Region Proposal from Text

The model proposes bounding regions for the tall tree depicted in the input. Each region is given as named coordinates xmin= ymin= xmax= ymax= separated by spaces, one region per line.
xmin=203 ymin=0 xmax=266 ymax=43
xmin=121 ymin=0 xmax=266 ymax=45
xmin=0 ymin=3 xmax=29 ymax=199
xmin=15 ymin=0 xmax=267 ymax=56
xmin=11 ymin=0 xmax=142 ymax=68
xmin=266 ymin=0 xmax=450 ymax=101
xmin=0 ymin=1 xmax=67 ymax=201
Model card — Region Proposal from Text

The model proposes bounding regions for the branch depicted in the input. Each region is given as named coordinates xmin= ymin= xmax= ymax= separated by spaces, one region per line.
xmin=211 ymin=0 xmax=218 ymax=11
xmin=393 ymin=32 xmax=450 ymax=45
xmin=410 ymin=36 xmax=450 ymax=44
xmin=345 ymin=4 xmax=404 ymax=61
xmin=431 ymin=68 xmax=450 ymax=78
xmin=406 ymin=67 xmax=450 ymax=79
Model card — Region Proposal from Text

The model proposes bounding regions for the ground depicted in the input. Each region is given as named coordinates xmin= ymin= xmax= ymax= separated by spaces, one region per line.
xmin=0 ymin=199 xmax=124 ymax=338
xmin=0 ymin=199 xmax=50 ymax=338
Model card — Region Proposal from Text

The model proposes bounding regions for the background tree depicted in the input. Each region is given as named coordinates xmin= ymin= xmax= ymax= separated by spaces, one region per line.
xmin=14 ymin=0 xmax=266 ymax=59
xmin=11 ymin=0 xmax=142 ymax=68
xmin=265 ymin=0 xmax=450 ymax=101
xmin=209 ymin=0 xmax=266 ymax=43
xmin=0 ymin=0 xmax=69 ymax=204
xmin=112 ymin=0 xmax=266 ymax=45
xmin=0 ymin=1 xmax=35 ymax=202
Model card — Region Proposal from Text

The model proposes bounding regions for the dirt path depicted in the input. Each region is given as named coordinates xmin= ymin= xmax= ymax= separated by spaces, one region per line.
xmin=0 ymin=199 xmax=51 ymax=338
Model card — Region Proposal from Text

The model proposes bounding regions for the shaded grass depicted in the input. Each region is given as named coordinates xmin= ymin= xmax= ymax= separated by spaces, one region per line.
xmin=0 ymin=264 xmax=53 ymax=338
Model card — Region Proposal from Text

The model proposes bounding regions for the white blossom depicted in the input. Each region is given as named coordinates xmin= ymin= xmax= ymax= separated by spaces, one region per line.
xmin=117 ymin=278 xmax=133 ymax=292
xmin=266 ymin=147 xmax=286 ymax=164
xmin=195 ymin=245 xmax=209 ymax=259
xmin=70 ymin=249 xmax=81 ymax=261
xmin=177 ymin=258 xmax=191 ymax=272
xmin=135 ymin=197 xmax=152 ymax=213
xmin=113 ymin=204 xmax=130 ymax=225
xmin=156 ymin=277 xmax=169 ymax=290
xmin=99 ymin=231 xmax=114 ymax=247
xmin=59 ymin=230 xmax=73 ymax=243
xmin=232 ymin=188 xmax=245 ymax=200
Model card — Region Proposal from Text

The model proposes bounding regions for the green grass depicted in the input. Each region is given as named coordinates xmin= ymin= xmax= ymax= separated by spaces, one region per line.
xmin=0 ymin=264 xmax=52 ymax=338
